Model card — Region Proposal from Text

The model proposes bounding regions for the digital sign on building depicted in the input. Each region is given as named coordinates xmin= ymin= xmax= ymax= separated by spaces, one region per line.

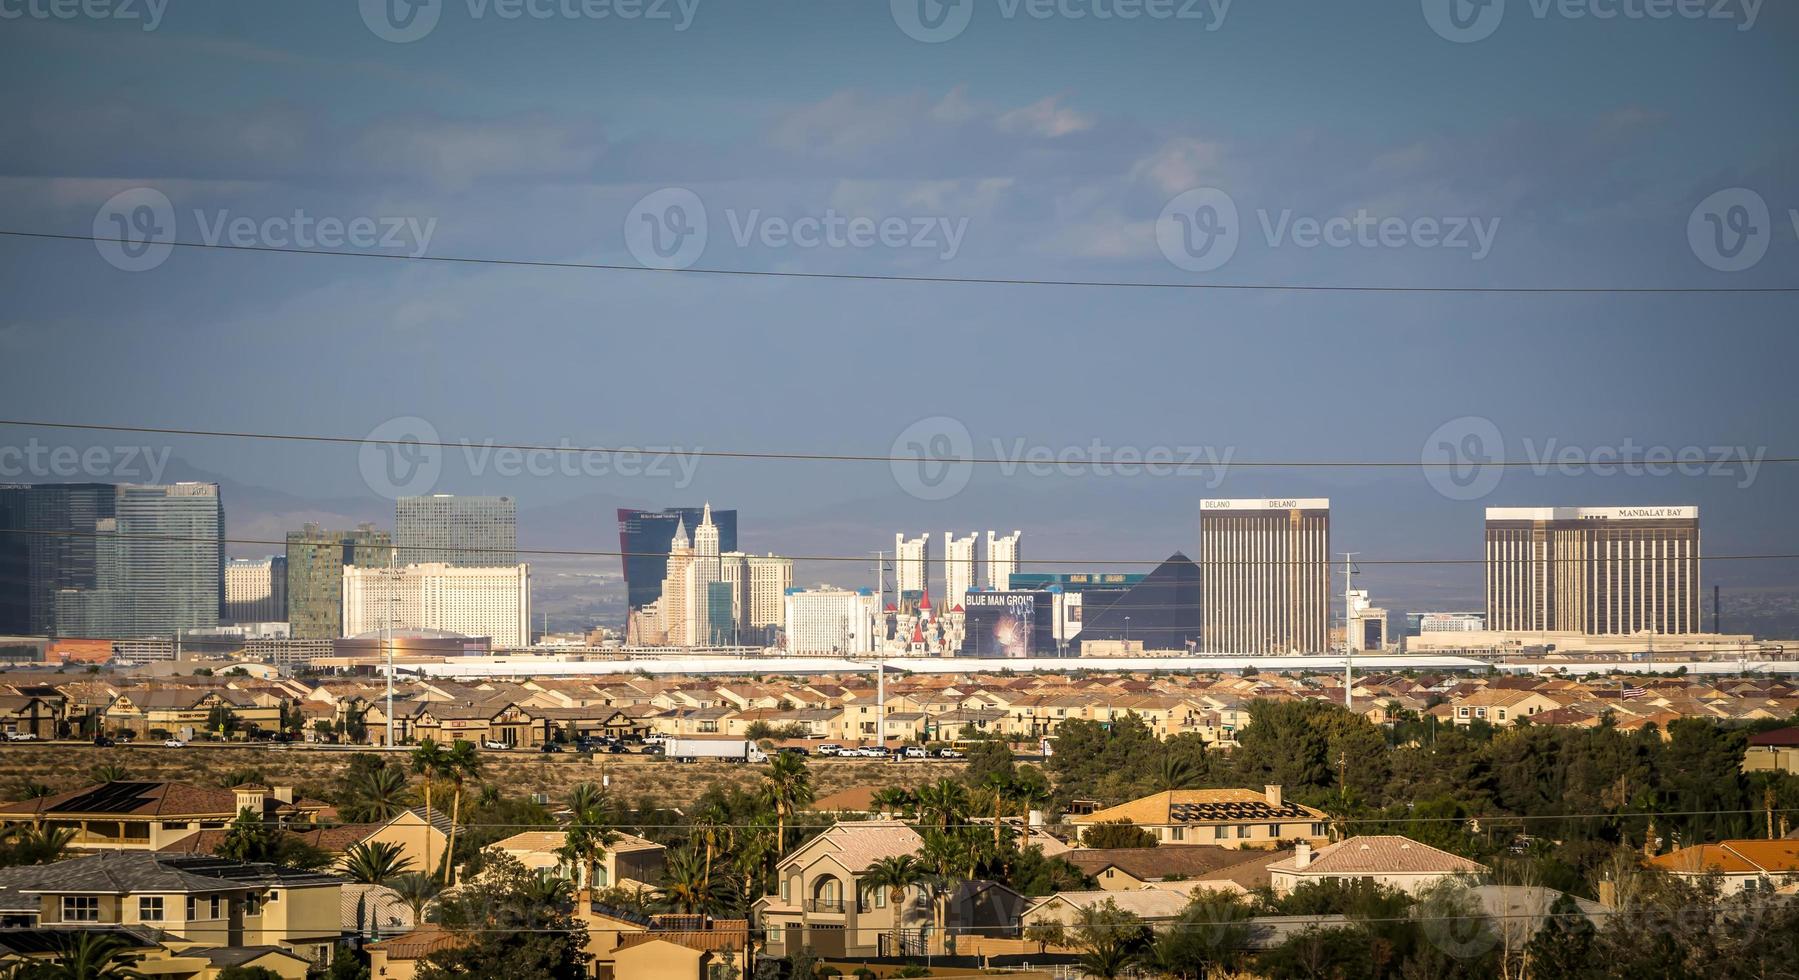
xmin=959 ymin=590 xmax=1052 ymax=658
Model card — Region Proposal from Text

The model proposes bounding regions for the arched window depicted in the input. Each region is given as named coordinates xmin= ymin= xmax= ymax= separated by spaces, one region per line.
xmin=812 ymin=876 xmax=843 ymax=911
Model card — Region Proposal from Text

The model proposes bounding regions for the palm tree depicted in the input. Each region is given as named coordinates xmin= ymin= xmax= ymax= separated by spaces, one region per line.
xmin=760 ymin=752 xmax=815 ymax=856
xmin=915 ymin=778 xmax=969 ymax=832
xmin=1157 ymin=751 xmax=1199 ymax=792
xmin=1076 ymin=939 xmax=1140 ymax=980
xmin=91 ymin=763 xmax=129 ymax=783
xmin=340 ymin=764 xmax=414 ymax=823
xmin=557 ymin=809 xmax=616 ymax=893
xmin=342 ymin=840 xmax=415 ymax=885
xmin=409 ymin=738 xmax=448 ymax=878
xmin=390 ymin=872 xmax=442 ymax=923
xmin=917 ymin=830 xmax=964 ymax=947
xmin=658 ymin=845 xmax=732 ymax=915
xmin=565 ymin=781 xmax=608 ymax=817
xmin=863 ymin=854 xmax=924 ymax=957
xmin=439 ymin=740 xmax=480 ymax=885
xmin=1 ymin=824 xmax=74 ymax=865
xmin=870 ymin=786 xmax=915 ymax=818
xmin=38 ymin=931 xmax=148 ymax=980
xmin=982 ymin=771 xmax=1015 ymax=849
xmin=692 ymin=802 xmax=734 ymax=889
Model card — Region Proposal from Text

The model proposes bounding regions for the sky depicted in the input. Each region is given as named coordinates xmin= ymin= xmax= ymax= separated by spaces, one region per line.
xmin=1 ymin=0 xmax=1796 ymax=616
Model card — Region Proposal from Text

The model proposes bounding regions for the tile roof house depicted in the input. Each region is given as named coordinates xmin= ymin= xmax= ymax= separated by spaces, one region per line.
xmin=0 ymin=851 xmax=345 ymax=968
xmin=1268 ymin=836 xmax=1487 ymax=896
xmin=1061 ymin=845 xmax=1265 ymax=890
xmin=0 ymin=781 xmax=328 ymax=852
xmin=1070 ymin=786 xmax=1329 ymax=849
xmin=1647 ymin=839 xmax=1799 ymax=894
xmin=1744 ymin=726 xmax=1799 ymax=775
xmin=1021 ymin=888 xmax=1193 ymax=930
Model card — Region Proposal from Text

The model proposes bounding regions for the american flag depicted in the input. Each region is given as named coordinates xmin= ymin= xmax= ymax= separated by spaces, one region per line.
xmin=1621 ymin=687 xmax=1648 ymax=700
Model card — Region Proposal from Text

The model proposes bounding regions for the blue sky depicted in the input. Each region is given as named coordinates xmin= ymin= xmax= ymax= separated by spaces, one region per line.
xmin=1 ymin=0 xmax=1796 ymax=609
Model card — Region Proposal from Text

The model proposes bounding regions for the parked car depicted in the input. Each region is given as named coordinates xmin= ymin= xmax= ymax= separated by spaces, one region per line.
xmin=540 ymin=742 xmax=564 ymax=753
xmin=642 ymin=734 xmax=667 ymax=746
xmin=935 ymin=747 xmax=964 ymax=759
xmin=5 ymin=732 xmax=37 ymax=741
xmin=816 ymin=743 xmax=844 ymax=756
xmin=163 ymin=739 xmax=186 ymax=748
xmin=92 ymin=736 xmax=116 ymax=747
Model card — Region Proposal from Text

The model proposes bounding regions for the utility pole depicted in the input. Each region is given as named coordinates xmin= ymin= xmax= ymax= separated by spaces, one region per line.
xmin=385 ymin=546 xmax=395 ymax=749
xmin=873 ymin=550 xmax=887 ymax=748
xmin=1342 ymin=553 xmax=1359 ymax=710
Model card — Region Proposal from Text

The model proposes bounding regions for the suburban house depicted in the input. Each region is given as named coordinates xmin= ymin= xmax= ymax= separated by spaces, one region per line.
xmin=1070 ymin=786 xmax=1330 ymax=848
xmin=1267 ymin=836 xmax=1488 ymax=896
xmin=581 ymin=904 xmax=751 ymax=980
xmin=1647 ymin=839 xmax=1799 ymax=894
xmin=1448 ymin=689 xmax=1563 ymax=727
xmin=0 ymin=782 xmax=331 ymax=852
xmin=1061 ymin=844 xmax=1277 ymax=891
xmin=755 ymin=820 xmax=1023 ymax=958
xmin=0 ymin=851 xmax=345 ymax=967
xmin=102 ymin=688 xmax=283 ymax=739
xmin=0 ymin=925 xmax=315 ymax=979
xmin=160 ymin=808 xmax=450 ymax=882
xmin=0 ymin=693 xmax=62 ymax=739
xmin=492 ymin=830 xmax=667 ymax=890
xmin=1020 ymin=889 xmax=1193 ymax=932
xmin=1743 ymin=727 xmax=1799 ymax=774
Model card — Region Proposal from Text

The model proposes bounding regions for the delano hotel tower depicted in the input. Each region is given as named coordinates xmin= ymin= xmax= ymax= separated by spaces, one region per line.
xmin=1199 ymin=498 xmax=1331 ymax=653
xmin=1484 ymin=506 xmax=1700 ymax=635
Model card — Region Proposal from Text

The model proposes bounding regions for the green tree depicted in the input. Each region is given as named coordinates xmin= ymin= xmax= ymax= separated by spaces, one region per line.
xmin=1070 ymin=899 xmax=1150 ymax=979
xmin=1521 ymin=893 xmax=1597 ymax=980
xmin=1146 ymin=889 xmax=1254 ymax=979
xmin=390 ymin=872 xmax=442 ymax=923
xmin=417 ymin=853 xmax=587 ymax=980
xmin=658 ymin=845 xmax=733 ymax=915
xmin=30 ymin=931 xmax=150 ymax=980
xmin=339 ymin=763 xmax=414 ymax=823
xmin=410 ymin=738 xmax=449 ymax=877
xmin=1078 ymin=820 xmax=1157 ymax=849
xmin=343 ymin=840 xmax=415 ymax=885
xmin=439 ymin=740 xmax=481 ymax=884
xmin=863 ymin=855 xmax=924 ymax=957
xmin=760 ymin=751 xmax=815 ymax=855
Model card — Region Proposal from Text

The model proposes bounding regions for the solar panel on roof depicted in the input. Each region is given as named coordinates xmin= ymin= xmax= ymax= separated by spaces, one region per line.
xmin=54 ymin=781 xmax=160 ymax=815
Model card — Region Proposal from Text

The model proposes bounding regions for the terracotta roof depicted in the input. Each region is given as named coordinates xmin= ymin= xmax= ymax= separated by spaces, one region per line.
xmin=1268 ymin=836 xmax=1487 ymax=877
xmin=1749 ymin=727 xmax=1799 ymax=747
xmin=1061 ymin=845 xmax=1257 ymax=881
xmin=806 ymin=786 xmax=880 ymax=813
xmin=0 ymin=781 xmax=240 ymax=820
xmin=1072 ymin=788 xmax=1326 ymax=826
xmin=787 ymin=820 xmax=922 ymax=874
xmin=367 ymin=924 xmax=467 ymax=960
xmin=1649 ymin=839 xmax=1799 ymax=875
xmin=1026 ymin=889 xmax=1191 ymax=920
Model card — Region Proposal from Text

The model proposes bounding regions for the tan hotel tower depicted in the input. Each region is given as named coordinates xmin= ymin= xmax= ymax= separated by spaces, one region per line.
xmin=1485 ymin=506 xmax=1700 ymax=635
xmin=1199 ymin=498 xmax=1331 ymax=653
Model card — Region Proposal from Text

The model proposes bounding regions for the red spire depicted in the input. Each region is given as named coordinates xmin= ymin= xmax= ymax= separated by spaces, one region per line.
xmin=911 ymin=622 xmax=926 ymax=644
xmin=919 ymin=586 xmax=932 ymax=609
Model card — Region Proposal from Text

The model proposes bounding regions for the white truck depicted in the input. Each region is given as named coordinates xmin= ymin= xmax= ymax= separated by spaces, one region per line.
xmin=665 ymin=738 xmax=769 ymax=764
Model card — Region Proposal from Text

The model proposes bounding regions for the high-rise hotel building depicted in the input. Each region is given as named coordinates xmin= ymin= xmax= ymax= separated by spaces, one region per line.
xmin=1198 ymin=498 xmax=1331 ymax=654
xmin=1484 ymin=506 xmax=1700 ymax=635
xmin=397 ymin=494 xmax=516 ymax=567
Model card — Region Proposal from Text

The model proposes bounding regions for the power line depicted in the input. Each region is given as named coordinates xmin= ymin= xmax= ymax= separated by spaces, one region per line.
xmin=8 ymin=229 xmax=1799 ymax=293
xmin=2 ymin=418 xmax=1793 ymax=469
xmin=3 ymin=527 xmax=1796 ymax=568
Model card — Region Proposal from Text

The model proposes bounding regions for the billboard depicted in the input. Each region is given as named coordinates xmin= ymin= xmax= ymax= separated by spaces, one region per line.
xmin=960 ymin=590 xmax=1052 ymax=658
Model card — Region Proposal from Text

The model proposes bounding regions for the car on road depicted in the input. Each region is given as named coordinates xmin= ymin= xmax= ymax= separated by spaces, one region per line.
xmin=901 ymin=745 xmax=928 ymax=759
xmin=4 ymin=732 xmax=37 ymax=741
xmin=935 ymin=747 xmax=964 ymax=759
xmin=640 ymin=744 xmax=665 ymax=756
xmin=540 ymin=742 xmax=564 ymax=753
xmin=163 ymin=739 xmax=186 ymax=748
xmin=607 ymin=742 xmax=631 ymax=754
xmin=816 ymin=743 xmax=843 ymax=756
xmin=777 ymin=745 xmax=809 ymax=756
xmin=849 ymin=746 xmax=884 ymax=758
xmin=92 ymin=736 xmax=116 ymax=747
xmin=482 ymin=740 xmax=510 ymax=750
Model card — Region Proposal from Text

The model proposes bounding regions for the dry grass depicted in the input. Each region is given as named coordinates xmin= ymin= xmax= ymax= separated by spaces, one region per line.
xmin=0 ymin=745 xmax=965 ymax=811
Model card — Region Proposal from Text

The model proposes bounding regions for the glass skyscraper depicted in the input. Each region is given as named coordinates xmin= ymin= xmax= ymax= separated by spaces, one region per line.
xmin=0 ymin=482 xmax=117 ymax=635
xmin=286 ymin=523 xmax=393 ymax=639
xmin=616 ymin=506 xmax=738 ymax=612
xmin=397 ymin=495 xmax=517 ymax=567
xmin=52 ymin=483 xmax=224 ymax=638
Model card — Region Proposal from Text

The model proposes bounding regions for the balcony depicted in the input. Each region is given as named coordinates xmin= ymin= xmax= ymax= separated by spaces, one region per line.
xmin=804 ymin=898 xmax=846 ymax=913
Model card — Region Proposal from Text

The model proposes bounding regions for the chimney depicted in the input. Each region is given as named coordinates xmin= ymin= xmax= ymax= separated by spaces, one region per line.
xmin=271 ymin=785 xmax=294 ymax=805
xmin=233 ymin=786 xmax=268 ymax=816
xmin=1264 ymin=784 xmax=1283 ymax=808
xmin=1294 ymin=841 xmax=1313 ymax=870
